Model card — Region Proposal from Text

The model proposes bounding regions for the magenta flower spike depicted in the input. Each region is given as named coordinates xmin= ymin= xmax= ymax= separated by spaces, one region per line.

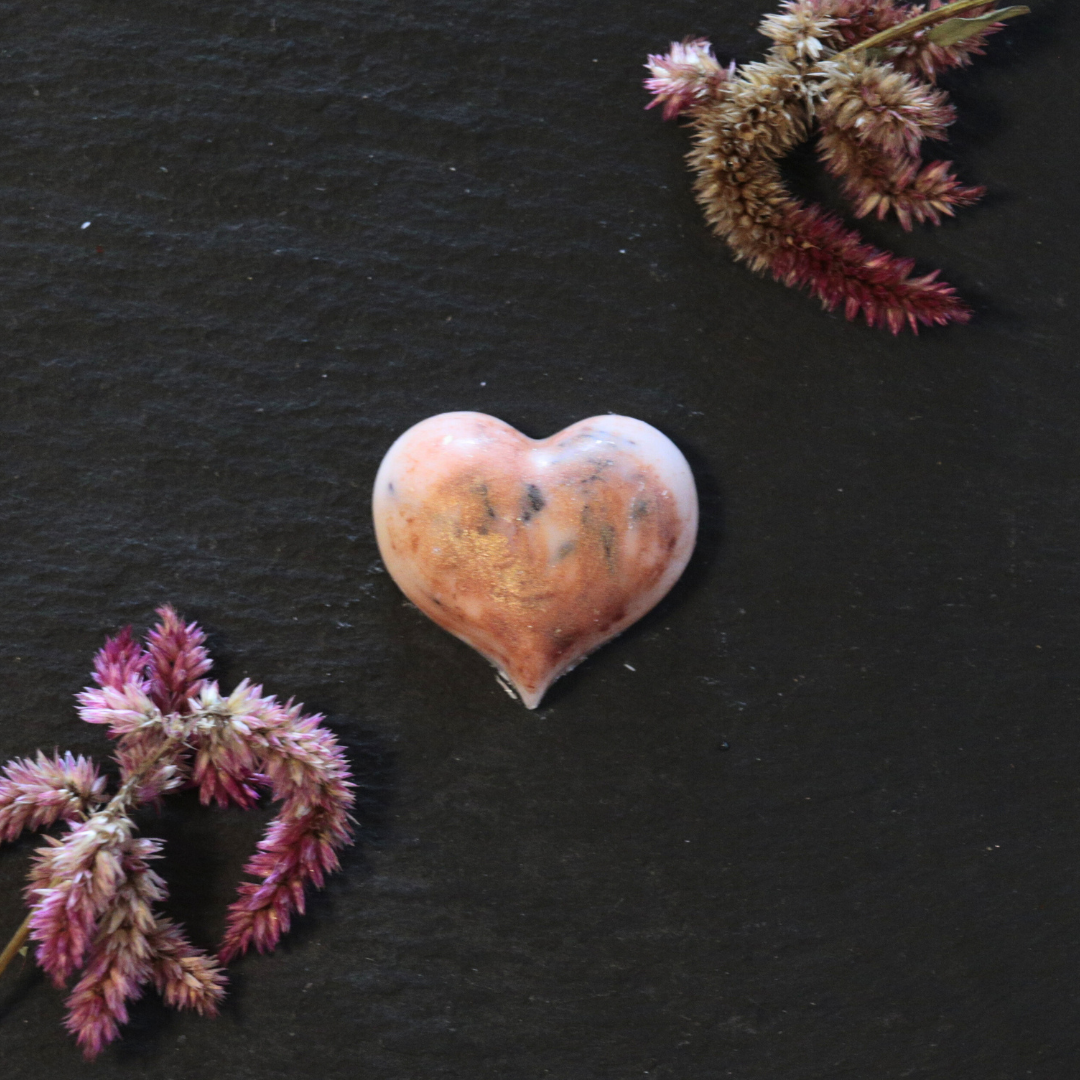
xmin=0 ymin=607 xmax=355 ymax=1059
xmin=645 ymin=0 xmax=1029 ymax=332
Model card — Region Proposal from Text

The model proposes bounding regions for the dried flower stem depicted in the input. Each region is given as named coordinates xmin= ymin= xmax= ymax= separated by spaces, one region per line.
xmin=1 ymin=607 xmax=354 ymax=1057
xmin=0 ymin=913 xmax=32 ymax=982
xmin=645 ymin=0 xmax=1029 ymax=331
xmin=835 ymin=0 xmax=1013 ymax=56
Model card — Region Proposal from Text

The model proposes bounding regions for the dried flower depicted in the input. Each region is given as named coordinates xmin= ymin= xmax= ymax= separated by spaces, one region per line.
xmin=27 ymin=813 xmax=136 ymax=988
xmin=0 ymin=752 xmax=106 ymax=842
xmin=62 ymin=838 xmax=174 ymax=1058
xmin=645 ymin=0 xmax=1029 ymax=332
xmin=214 ymin=686 xmax=355 ymax=961
xmin=144 ymin=605 xmax=212 ymax=713
xmin=0 ymin=607 xmax=354 ymax=1058
xmin=645 ymin=39 xmax=734 ymax=121
xmin=150 ymin=919 xmax=228 ymax=1014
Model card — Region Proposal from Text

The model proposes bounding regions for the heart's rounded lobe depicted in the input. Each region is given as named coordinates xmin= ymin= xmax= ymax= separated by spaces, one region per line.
xmin=372 ymin=412 xmax=698 ymax=708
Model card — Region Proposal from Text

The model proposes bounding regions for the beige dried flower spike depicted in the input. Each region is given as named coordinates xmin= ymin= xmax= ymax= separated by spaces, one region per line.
xmin=645 ymin=0 xmax=1029 ymax=332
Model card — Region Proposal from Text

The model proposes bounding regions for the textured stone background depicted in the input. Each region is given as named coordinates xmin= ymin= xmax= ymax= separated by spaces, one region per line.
xmin=0 ymin=1 xmax=1076 ymax=1076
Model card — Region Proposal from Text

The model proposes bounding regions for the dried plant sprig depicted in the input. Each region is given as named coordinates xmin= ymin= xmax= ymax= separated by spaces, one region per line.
xmin=0 ymin=607 xmax=355 ymax=1058
xmin=645 ymin=0 xmax=1030 ymax=332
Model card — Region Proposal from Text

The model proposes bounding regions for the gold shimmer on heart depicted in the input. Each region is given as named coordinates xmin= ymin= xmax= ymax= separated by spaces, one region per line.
xmin=372 ymin=412 xmax=698 ymax=708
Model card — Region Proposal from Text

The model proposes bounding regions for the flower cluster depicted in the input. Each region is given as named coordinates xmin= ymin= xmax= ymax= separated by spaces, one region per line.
xmin=645 ymin=0 xmax=1028 ymax=332
xmin=0 ymin=752 xmax=106 ymax=841
xmin=0 ymin=607 xmax=355 ymax=1058
xmin=645 ymin=39 xmax=735 ymax=121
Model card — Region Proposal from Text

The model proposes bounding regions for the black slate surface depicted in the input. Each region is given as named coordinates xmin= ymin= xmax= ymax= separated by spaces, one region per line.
xmin=0 ymin=1 xmax=1077 ymax=1076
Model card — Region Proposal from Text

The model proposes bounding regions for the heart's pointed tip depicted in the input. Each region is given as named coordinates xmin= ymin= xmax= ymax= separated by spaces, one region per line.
xmin=495 ymin=668 xmax=548 ymax=709
xmin=511 ymin=679 xmax=547 ymax=711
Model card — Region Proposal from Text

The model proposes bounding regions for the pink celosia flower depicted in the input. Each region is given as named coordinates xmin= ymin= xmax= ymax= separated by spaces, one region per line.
xmin=0 ymin=752 xmax=106 ymax=842
xmin=645 ymin=0 xmax=1026 ymax=332
xmin=1 ymin=607 xmax=354 ymax=1058
xmin=788 ymin=0 xmax=1005 ymax=81
xmin=91 ymin=626 xmax=147 ymax=692
xmin=144 ymin=604 xmax=212 ymax=713
xmin=190 ymin=681 xmax=266 ymax=809
xmin=645 ymin=39 xmax=733 ymax=121
xmin=150 ymin=919 xmax=227 ymax=1014
xmin=61 ymin=838 xmax=167 ymax=1057
xmin=765 ymin=201 xmax=971 ymax=332
xmin=817 ymin=127 xmax=983 ymax=230
xmin=27 ymin=814 xmax=134 ymax=986
xmin=77 ymin=681 xmax=162 ymax=734
xmin=196 ymin=683 xmax=355 ymax=962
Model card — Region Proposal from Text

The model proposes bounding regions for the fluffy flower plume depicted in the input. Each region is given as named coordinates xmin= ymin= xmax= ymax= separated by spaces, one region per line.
xmin=61 ymin=839 xmax=167 ymax=1057
xmin=1 ymin=608 xmax=354 ymax=1058
xmin=27 ymin=814 xmax=134 ymax=986
xmin=817 ymin=126 xmax=983 ymax=230
xmin=645 ymin=39 xmax=733 ymax=121
xmin=77 ymin=682 xmax=162 ymax=735
xmin=150 ymin=920 xmax=227 ymax=1014
xmin=214 ymin=687 xmax=355 ymax=962
xmin=190 ymin=681 xmax=266 ymax=809
xmin=760 ymin=0 xmax=836 ymax=61
xmin=818 ymin=54 xmax=955 ymax=156
xmin=144 ymin=605 xmax=212 ymax=713
xmin=0 ymin=752 xmax=106 ymax=842
xmin=645 ymin=0 xmax=1026 ymax=331
xmin=819 ymin=0 xmax=1007 ymax=81
xmin=91 ymin=627 xmax=147 ymax=692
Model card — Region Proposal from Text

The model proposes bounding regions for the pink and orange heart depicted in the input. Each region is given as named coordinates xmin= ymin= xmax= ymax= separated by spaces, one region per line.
xmin=372 ymin=412 xmax=698 ymax=708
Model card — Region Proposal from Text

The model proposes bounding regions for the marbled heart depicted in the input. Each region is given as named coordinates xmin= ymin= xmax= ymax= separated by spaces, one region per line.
xmin=372 ymin=412 xmax=698 ymax=709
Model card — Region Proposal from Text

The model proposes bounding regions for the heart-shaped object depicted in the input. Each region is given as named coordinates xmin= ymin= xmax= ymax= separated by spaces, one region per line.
xmin=372 ymin=412 xmax=698 ymax=708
